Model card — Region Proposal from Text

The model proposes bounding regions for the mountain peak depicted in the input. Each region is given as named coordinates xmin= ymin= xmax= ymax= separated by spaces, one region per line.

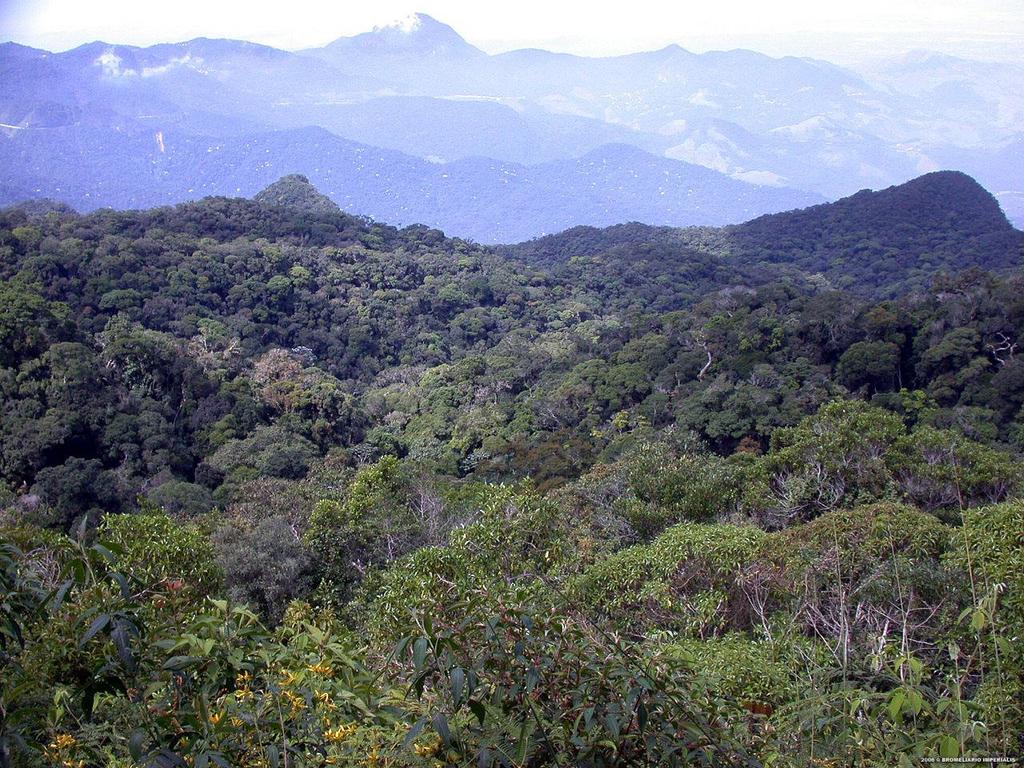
xmin=894 ymin=49 xmax=966 ymax=67
xmin=728 ymin=170 xmax=1022 ymax=295
xmin=374 ymin=12 xmax=434 ymax=34
xmin=254 ymin=175 xmax=341 ymax=215
xmin=745 ymin=170 xmax=1013 ymax=236
xmin=895 ymin=170 xmax=1013 ymax=226
xmin=320 ymin=12 xmax=482 ymax=57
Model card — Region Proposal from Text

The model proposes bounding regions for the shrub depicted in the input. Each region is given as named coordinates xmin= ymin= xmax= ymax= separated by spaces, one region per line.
xmin=213 ymin=516 xmax=316 ymax=623
xmin=99 ymin=513 xmax=221 ymax=597
xmin=572 ymin=522 xmax=767 ymax=636
xmin=362 ymin=484 xmax=583 ymax=638
xmin=945 ymin=500 xmax=1024 ymax=634
xmin=663 ymin=633 xmax=806 ymax=709
xmin=888 ymin=426 xmax=1019 ymax=517
xmin=622 ymin=443 xmax=743 ymax=534
xmin=763 ymin=503 xmax=958 ymax=655
xmin=144 ymin=480 xmax=216 ymax=519
xmin=745 ymin=400 xmax=905 ymax=527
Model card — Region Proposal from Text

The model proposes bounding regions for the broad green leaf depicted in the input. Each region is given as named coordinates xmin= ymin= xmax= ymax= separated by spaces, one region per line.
xmin=939 ymin=736 xmax=960 ymax=758
xmin=402 ymin=717 xmax=427 ymax=748
xmin=432 ymin=713 xmax=452 ymax=746
xmin=413 ymin=637 xmax=429 ymax=670
xmin=80 ymin=614 xmax=110 ymax=646
xmin=637 ymin=699 xmax=648 ymax=731
xmin=451 ymin=666 xmax=465 ymax=708
xmin=163 ymin=655 xmax=200 ymax=671
xmin=888 ymin=691 xmax=906 ymax=721
xmin=128 ymin=730 xmax=145 ymax=761
xmin=970 ymin=609 xmax=986 ymax=632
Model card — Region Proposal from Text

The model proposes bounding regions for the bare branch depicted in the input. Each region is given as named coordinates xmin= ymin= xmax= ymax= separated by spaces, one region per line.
xmin=986 ymin=331 xmax=1017 ymax=366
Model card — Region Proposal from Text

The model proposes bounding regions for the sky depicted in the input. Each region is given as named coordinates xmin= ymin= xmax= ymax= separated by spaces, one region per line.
xmin=1 ymin=0 xmax=1023 ymax=63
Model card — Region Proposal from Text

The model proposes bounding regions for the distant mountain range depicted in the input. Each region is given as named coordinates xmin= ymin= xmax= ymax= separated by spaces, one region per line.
xmin=1 ymin=13 xmax=1021 ymax=237
xmin=0 ymin=124 xmax=824 ymax=243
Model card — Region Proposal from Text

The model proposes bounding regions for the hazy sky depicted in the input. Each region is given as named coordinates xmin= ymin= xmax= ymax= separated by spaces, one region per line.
xmin=1 ymin=0 xmax=1022 ymax=62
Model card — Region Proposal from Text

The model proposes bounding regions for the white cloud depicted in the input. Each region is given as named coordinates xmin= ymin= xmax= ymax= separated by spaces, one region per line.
xmin=377 ymin=13 xmax=423 ymax=34
xmin=95 ymin=51 xmax=136 ymax=77
xmin=141 ymin=54 xmax=199 ymax=77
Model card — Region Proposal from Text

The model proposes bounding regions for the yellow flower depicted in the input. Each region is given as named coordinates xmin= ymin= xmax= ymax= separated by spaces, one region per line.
xmin=324 ymin=723 xmax=357 ymax=743
xmin=44 ymin=733 xmax=82 ymax=766
xmin=280 ymin=669 xmax=300 ymax=687
xmin=52 ymin=733 xmax=77 ymax=750
xmin=210 ymin=711 xmax=224 ymax=726
xmin=283 ymin=689 xmax=306 ymax=713
xmin=315 ymin=690 xmax=338 ymax=710
xmin=413 ymin=735 xmax=443 ymax=757
xmin=307 ymin=662 xmax=334 ymax=678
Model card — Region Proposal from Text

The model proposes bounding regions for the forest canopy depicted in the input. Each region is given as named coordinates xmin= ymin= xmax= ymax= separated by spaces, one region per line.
xmin=1 ymin=173 xmax=1023 ymax=766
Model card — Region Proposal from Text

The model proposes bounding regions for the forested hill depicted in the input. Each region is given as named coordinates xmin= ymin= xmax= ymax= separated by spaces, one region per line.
xmin=505 ymin=170 xmax=1024 ymax=296
xmin=728 ymin=171 xmax=1023 ymax=294
xmin=3 ymin=168 xmax=1024 ymax=767
xmin=253 ymin=173 xmax=344 ymax=216
xmin=2 ymin=167 xmax=1024 ymax=523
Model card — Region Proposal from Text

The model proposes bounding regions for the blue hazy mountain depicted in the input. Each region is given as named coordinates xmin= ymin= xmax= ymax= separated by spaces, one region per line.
xmin=1 ymin=14 xmax=1020 ymax=230
xmin=0 ymin=123 xmax=822 ymax=243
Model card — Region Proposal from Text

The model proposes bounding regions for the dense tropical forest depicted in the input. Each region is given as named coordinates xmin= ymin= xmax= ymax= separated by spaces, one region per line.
xmin=1 ymin=172 xmax=1023 ymax=767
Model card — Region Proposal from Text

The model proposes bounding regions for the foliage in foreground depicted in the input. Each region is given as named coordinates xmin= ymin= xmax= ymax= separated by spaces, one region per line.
xmin=2 ymin=479 xmax=1022 ymax=766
